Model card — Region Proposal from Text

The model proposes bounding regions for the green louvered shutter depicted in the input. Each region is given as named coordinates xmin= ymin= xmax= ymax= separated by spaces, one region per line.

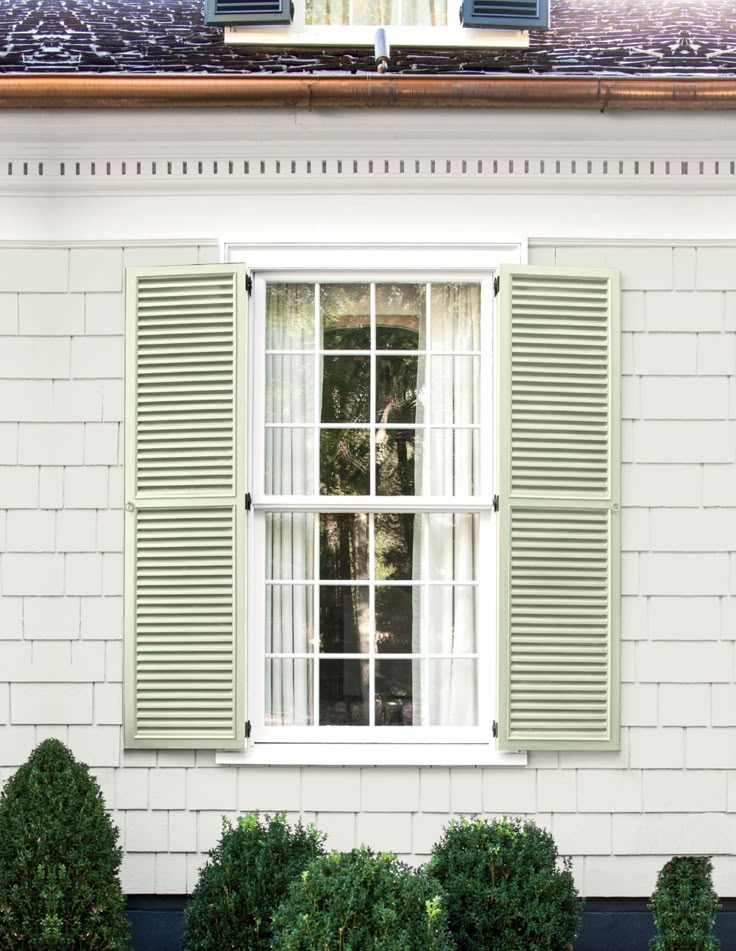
xmin=124 ymin=264 xmax=248 ymax=749
xmin=498 ymin=264 xmax=620 ymax=751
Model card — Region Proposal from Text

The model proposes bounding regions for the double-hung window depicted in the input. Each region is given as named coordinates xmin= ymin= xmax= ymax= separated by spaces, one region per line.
xmin=255 ymin=275 xmax=494 ymax=750
xmin=123 ymin=248 xmax=621 ymax=764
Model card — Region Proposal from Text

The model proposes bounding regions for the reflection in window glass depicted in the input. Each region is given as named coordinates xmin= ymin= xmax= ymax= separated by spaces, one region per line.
xmin=321 ymin=284 xmax=370 ymax=350
xmin=263 ymin=278 xmax=484 ymax=732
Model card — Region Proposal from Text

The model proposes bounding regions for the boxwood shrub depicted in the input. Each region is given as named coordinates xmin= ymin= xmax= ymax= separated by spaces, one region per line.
xmin=183 ymin=813 xmax=325 ymax=951
xmin=649 ymin=856 xmax=720 ymax=950
xmin=428 ymin=816 xmax=581 ymax=951
xmin=271 ymin=847 xmax=454 ymax=951
xmin=0 ymin=738 xmax=129 ymax=950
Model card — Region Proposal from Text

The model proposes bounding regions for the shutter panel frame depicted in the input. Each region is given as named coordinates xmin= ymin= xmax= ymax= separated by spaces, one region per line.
xmin=205 ymin=0 xmax=293 ymax=25
xmin=124 ymin=264 xmax=248 ymax=750
xmin=497 ymin=264 xmax=620 ymax=752
xmin=461 ymin=0 xmax=548 ymax=29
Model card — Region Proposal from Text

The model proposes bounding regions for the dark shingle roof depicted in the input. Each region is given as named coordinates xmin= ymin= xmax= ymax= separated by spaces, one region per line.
xmin=3 ymin=0 xmax=736 ymax=75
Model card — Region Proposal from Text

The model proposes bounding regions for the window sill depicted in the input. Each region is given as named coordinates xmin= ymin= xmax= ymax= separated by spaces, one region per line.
xmin=224 ymin=25 xmax=528 ymax=48
xmin=216 ymin=743 xmax=527 ymax=766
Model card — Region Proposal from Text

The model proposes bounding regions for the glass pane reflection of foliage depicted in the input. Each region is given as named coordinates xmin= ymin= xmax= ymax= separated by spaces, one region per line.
xmin=321 ymin=356 xmax=370 ymax=424
xmin=319 ymin=513 xmax=369 ymax=580
xmin=320 ymin=284 xmax=370 ymax=350
xmin=375 ymin=512 xmax=415 ymax=580
xmin=376 ymin=356 xmax=421 ymax=424
xmin=376 ymin=284 xmax=425 ymax=350
xmin=376 ymin=429 xmax=418 ymax=496
xmin=320 ymin=429 xmax=370 ymax=495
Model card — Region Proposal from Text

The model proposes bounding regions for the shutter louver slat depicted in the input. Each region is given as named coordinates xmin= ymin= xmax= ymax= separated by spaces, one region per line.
xmin=498 ymin=265 xmax=620 ymax=752
xmin=125 ymin=264 xmax=247 ymax=750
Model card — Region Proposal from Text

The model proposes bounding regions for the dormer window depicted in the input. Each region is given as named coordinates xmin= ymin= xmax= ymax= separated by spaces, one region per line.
xmin=206 ymin=0 xmax=547 ymax=47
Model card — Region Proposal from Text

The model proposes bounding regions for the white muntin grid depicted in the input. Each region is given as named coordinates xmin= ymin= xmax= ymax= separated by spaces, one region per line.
xmin=251 ymin=271 xmax=496 ymax=744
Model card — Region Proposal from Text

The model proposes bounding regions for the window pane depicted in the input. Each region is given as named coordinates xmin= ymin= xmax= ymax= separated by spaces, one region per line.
xmin=321 ymin=284 xmax=370 ymax=350
xmin=403 ymin=0 xmax=446 ymax=25
xmin=266 ymin=428 xmax=315 ymax=495
xmin=266 ymin=355 xmax=314 ymax=423
xmin=376 ymin=356 xmax=423 ymax=424
xmin=306 ymin=0 xmax=349 ymax=25
xmin=266 ymin=658 xmax=313 ymax=726
xmin=320 ymin=659 xmax=369 ymax=725
xmin=376 ymin=428 xmax=421 ymax=496
xmin=429 ymin=659 xmax=477 ymax=725
xmin=320 ymin=429 xmax=370 ymax=495
xmin=428 ymin=513 xmax=478 ymax=580
xmin=321 ymin=356 xmax=371 ymax=423
xmin=429 ymin=429 xmax=478 ymax=496
xmin=319 ymin=585 xmax=370 ymax=653
xmin=375 ymin=512 xmax=418 ymax=580
xmin=320 ymin=513 xmax=369 ymax=580
xmin=267 ymin=584 xmax=314 ymax=652
xmin=431 ymin=283 xmax=480 ymax=351
xmin=376 ymin=283 xmax=425 ymax=350
xmin=266 ymin=513 xmax=315 ymax=580
xmin=375 ymin=659 xmax=419 ymax=726
xmin=266 ymin=284 xmax=314 ymax=350
xmin=375 ymin=585 xmax=418 ymax=653
xmin=429 ymin=586 xmax=477 ymax=654
xmin=430 ymin=356 xmax=479 ymax=424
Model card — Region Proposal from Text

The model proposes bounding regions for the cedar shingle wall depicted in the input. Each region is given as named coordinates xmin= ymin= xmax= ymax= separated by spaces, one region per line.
xmin=1 ymin=237 xmax=736 ymax=897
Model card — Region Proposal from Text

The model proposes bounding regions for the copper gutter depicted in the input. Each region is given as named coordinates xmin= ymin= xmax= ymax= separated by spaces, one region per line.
xmin=1 ymin=74 xmax=736 ymax=110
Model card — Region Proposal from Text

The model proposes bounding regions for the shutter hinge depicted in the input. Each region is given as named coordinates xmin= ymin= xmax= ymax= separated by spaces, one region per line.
xmin=245 ymin=273 xmax=253 ymax=295
xmin=245 ymin=492 xmax=252 ymax=511
xmin=493 ymin=275 xmax=500 ymax=297
xmin=245 ymin=719 xmax=251 ymax=738
xmin=492 ymin=719 xmax=498 ymax=738
xmin=493 ymin=494 xmax=499 ymax=512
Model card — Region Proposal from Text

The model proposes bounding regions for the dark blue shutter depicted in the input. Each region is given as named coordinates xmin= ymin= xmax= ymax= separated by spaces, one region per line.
xmin=461 ymin=0 xmax=548 ymax=28
xmin=205 ymin=0 xmax=293 ymax=24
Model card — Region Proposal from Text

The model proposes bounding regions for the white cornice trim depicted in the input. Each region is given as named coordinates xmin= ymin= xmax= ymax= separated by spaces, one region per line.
xmin=3 ymin=149 xmax=736 ymax=196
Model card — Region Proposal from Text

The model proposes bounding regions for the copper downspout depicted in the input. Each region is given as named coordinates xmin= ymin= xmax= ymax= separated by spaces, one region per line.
xmin=1 ymin=75 xmax=736 ymax=110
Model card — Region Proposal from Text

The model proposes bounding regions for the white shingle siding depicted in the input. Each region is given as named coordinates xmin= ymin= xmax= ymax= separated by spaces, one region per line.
xmin=1 ymin=233 xmax=736 ymax=897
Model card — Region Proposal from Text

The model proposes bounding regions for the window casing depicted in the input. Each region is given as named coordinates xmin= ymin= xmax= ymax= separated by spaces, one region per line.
xmin=251 ymin=272 xmax=495 ymax=747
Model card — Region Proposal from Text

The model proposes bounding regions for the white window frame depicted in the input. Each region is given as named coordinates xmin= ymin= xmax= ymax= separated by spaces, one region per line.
xmin=217 ymin=242 xmax=527 ymax=767
xmin=224 ymin=18 xmax=528 ymax=48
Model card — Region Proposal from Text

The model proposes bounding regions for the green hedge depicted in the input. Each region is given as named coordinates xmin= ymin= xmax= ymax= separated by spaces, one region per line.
xmin=184 ymin=813 xmax=325 ymax=951
xmin=428 ymin=816 xmax=581 ymax=951
xmin=0 ymin=738 xmax=129 ymax=950
xmin=649 ymin=856 xmax=720 ymax=951
xmin=272 ymin=847 xmax=454 ymax=951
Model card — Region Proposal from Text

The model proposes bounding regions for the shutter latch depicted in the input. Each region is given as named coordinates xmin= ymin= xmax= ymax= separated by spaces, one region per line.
xmin=245 ymin=492 xmax=252 ymax=511
xmin=493 ymin=494 xmax=499 ymax=512
xmin=245 ymin=719 xmax=252 ymax=738
xmin=245 ymin=273 xmax=253 ymax=295
xmin=492 ymin=719 xmax=498 ymax=738
xmin=493 ymin=275 xmax=500 ymax=296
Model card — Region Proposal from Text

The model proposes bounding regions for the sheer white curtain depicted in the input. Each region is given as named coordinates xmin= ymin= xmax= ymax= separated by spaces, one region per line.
xmin=420 ymin=283 xmax=480 ymax=726
xmin=266 ymin=286 xmax=314 ymax=726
